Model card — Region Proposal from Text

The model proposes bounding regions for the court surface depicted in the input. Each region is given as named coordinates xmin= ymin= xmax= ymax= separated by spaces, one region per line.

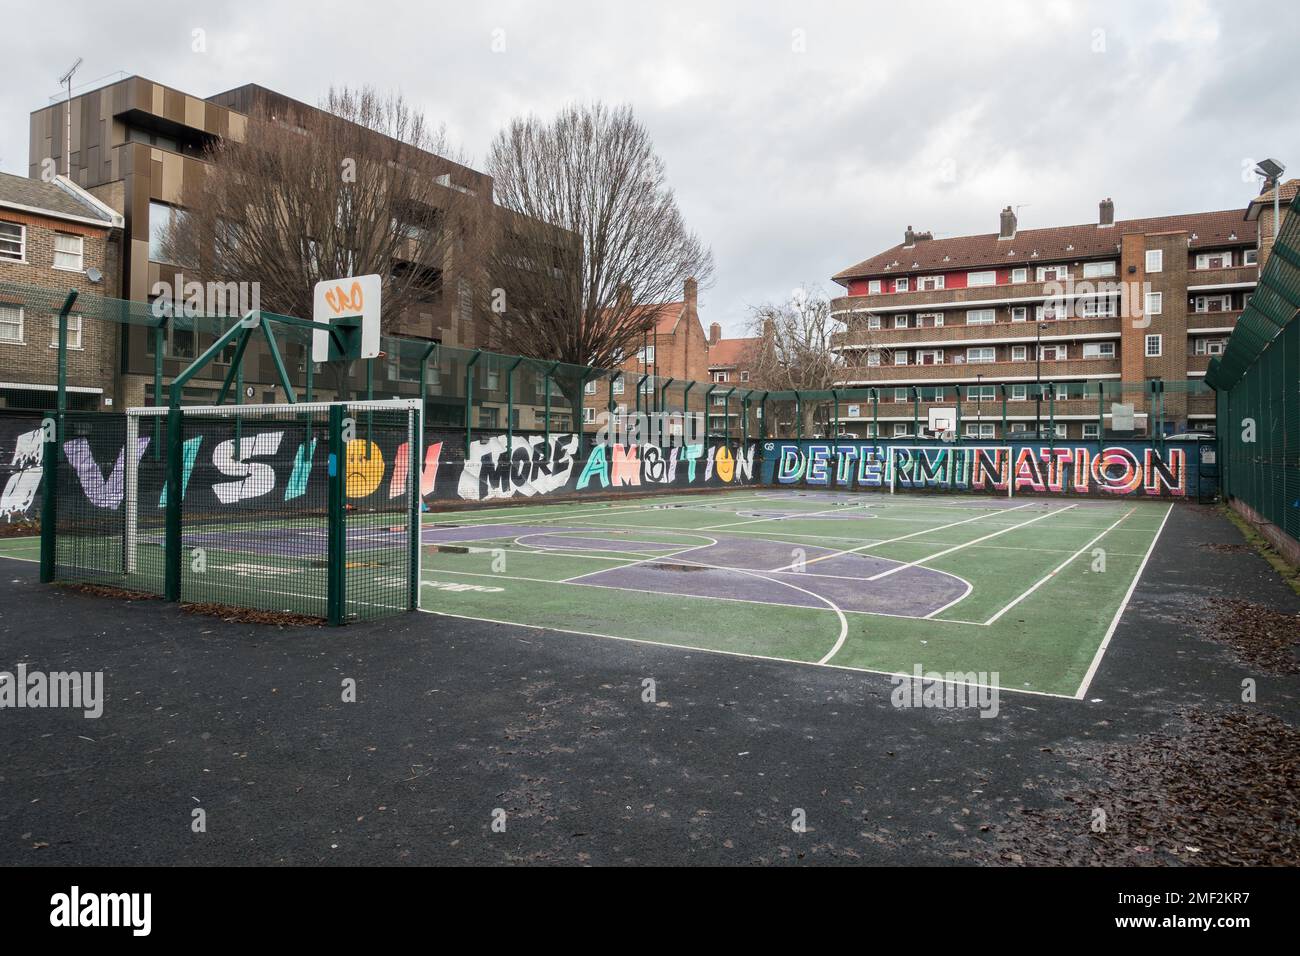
xmin=417 ymin=489 xmax=1174 ymax=698
xmin=0 ymin=488 xmax=1173 ymax=698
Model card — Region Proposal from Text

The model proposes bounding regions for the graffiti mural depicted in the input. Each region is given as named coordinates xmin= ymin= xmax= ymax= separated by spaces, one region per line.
xmin=0 ymin=413 xmax=759 ymax=520
xmin=764 ymin=441 xmax=1192 ymax=498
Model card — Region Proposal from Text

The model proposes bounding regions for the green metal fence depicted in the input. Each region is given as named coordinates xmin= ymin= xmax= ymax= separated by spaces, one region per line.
xmin=39 ymin=399 xmax=419 ymax=624
xmin=1 ymin=278 xmax=1220 ymax=455
xmin=1206 ymin=204 xmax=1300 ymax=548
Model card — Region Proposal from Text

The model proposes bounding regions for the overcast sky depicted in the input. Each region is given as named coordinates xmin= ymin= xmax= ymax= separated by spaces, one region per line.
xmin=2 ymin=0 xmax=1295 ymax=336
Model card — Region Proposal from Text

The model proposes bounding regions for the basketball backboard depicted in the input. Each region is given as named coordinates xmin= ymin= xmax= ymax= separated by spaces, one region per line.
xmin=313 ymin=274 xmax=382 ymax=363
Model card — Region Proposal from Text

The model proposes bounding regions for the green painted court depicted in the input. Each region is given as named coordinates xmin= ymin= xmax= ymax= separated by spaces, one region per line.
xmin=415 ymin=489 xmax=1173 ymax=699
xmin=0 ymin=488 xmax=1172 ymax=698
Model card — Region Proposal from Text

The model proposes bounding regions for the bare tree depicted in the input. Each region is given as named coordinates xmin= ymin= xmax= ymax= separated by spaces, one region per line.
xmin=745 ymin=287 xmax=846 ymax=434
xmin=481 ymin=102 xmax=714 ymax=373
xmin=162 ymin=86 xmax=485 ymax=330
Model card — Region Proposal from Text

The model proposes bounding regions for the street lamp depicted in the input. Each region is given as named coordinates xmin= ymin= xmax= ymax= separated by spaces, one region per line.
xmin=1255 ymin=158 xmax=1287 ymax=252
xmin=1035 ymin=321 xmax=1048 ymax=437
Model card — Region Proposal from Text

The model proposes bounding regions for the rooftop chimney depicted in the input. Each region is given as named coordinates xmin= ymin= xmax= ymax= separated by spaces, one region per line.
xmin=684 ymin=276 xmax=698 ymax=311
xmin=904 ymin=226 xmax=916 ymax=247
xmin=1099 ymin=197 xmax=1115 ymax=228
xmin=708 ymin=322 xmax=721 ymax=346
xmin=998 ymin=206 xmax=1016 ymax=240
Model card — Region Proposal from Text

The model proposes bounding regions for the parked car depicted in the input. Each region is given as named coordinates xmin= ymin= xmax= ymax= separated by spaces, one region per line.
xmin=1164 ymin=433 xmax=1216 ymax=441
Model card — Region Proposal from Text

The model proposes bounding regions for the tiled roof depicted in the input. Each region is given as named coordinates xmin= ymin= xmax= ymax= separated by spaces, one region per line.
xmin=1245 ymin=178 xmax=1299 ymax=220
xmin=0 ymin=172 xmax=117 ymax=225
xmin=708 ymin=336 xmax=760 ymax=368
xmin=832 ymin=208 xmax=1255 ymax=285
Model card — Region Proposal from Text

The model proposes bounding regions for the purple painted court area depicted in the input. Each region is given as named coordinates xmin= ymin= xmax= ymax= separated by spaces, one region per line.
xmin=571 ymin=535 xmax=968 ymax=617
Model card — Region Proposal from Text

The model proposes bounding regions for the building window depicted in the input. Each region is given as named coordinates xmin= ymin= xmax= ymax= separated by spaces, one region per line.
xmin=1145 ymin=249 xmax=1163 ymax=273
xmin=893 ymin=423 xmax=911 ymax=437
xmin=894 ymin=388 xmax=909 ymax=402
xmin=967 ymin=270 xmax=996 ymax=287
xmin=1194 ymin=337 xmax=1226 ymax=356
xmin=1195 ymin=252 xmax=1229 ymax=270
xmin=866 ymin=350 xmax=881 ymax=367
xmin=0 ymin=221 xmax=27 ymax=261
xmin=612 ymin=378 xmax=624 ymax=394
xmin=916 ymin=349 xmax=943 ymax=365
xmin=1145 ymin=334 xmax=1162 ymax=357
xmin=1079 ymin=297 xmax=1117 ymax=318
xmin=931 ymin=313 xmax=944 ymax=327
xmin=739 ymin=370 xmax=749 ymax=382
xmin=1083 ymin=341 xmax=1116 ymax=358
xmin=919 ymin=275 xmax=944 ymax=291
xmin=0 ymin=304 xmax=23 ymax=342
xmin=894 ymin=350 xmax=908 ymax=365
xmin=149 ymin=202 xmax=184 ymax=263
xmin=1037 ymin=302 xmax=1067 ymax=321
xmin=584 ymin=380 xmax=597 ymax=395
xmin=53 ymin=233 xmax=84 ymax=272
xmin=1193 ymin=294 xmax=1231 ymax=313
xmin=638 ymin=345 xmax=654 ymax=365
xmin=894 ymin=278 xmax=909 ymax=293
xmin=1082 ymin=423 xmax=1100 ymax=440
xmin=1244 ymin=249 xmax=1258 ymax=266
xmin=712 ymin=394 xmax=726 ymax=406
xmin=1082 ymin=260 xmax=1116 ymax=278
xmin=894 ymin=314 xmax=908 ymax=328
xmin=965 ymin=423 xmax=996 ymax=439
xmin=1039 ymin=344 xmax=1067 ymax=361
xmin=1009 ymin=384 xmax=1027 ymax=401
xmin=1011 ymin=345 xmax=1027 ymax=361
xmin=49 ymin=313 xmax=83 ymax=349
xmin=966 ymin=347 xmax=996 ymax=363
xmin=1012 ymin=267 xmax=1027 ymax=283
xmin=968 ymin=385 xmax=996 ymax=402
xmin=868 ymin=279 xmax=882 ymax=294
xmin=1145 ymin=292 xmax=1162 ymax=315
xmin=1037 ymin=265 xmax=1069 ymax=281
xmin=485 ymin=368 xmax=500 ymax=390
xmin=966 ymin=309 xmax=995 ymax=325
xmin=583 ymin=406 xmax=596 ymax=424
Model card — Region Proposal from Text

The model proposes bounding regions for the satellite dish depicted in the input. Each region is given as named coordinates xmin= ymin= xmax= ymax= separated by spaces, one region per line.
xmin=85 ymin=267 xmax=103 ymax=284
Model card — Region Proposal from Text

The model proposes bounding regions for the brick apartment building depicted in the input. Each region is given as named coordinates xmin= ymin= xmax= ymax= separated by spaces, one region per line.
xmin=0 ymin=172 xmax=123 ymax=411
xmin=28 ymin=76 xmax=501 ymax=410
xmin=579 ymin=278 xmax=709 ymax=430
xmin=705 ymin=324 xmax=761 ymax=435
xmin=829 ymin=199 xmax=1261 ymax=440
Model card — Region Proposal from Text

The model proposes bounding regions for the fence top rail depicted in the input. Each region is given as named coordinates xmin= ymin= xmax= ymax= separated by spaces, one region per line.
xmin=124 ymin=399 xmax=421 ymax=417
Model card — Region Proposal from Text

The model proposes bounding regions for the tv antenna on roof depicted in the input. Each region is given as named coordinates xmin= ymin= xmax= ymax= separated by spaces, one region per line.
xmin=57 ymin=57 xmax=83 ymax=178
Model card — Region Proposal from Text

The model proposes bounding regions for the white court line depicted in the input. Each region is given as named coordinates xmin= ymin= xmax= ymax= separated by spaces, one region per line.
xmin=867 ymin=504 xmax=1078 ymax=581
xmin=766 ymin=502 xmax=1034 ymax=573
xmin=698 ymin=501 xmax=872 ymax=532
xmin=423 ymin=565 xmax=973 ymax=625
xmin=981 ymin=506 xmax=1136 ymax=626
xmin=1074 ymin=503 xmax=1174 ymax=700
xmin=416 ymin=606 xmax=1077 ymax=700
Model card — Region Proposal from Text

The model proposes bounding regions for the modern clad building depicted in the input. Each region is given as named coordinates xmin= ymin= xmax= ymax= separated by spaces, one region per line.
xmin=829 ymin=200 xmax=1260 ymax=439
xmin=28 ymin=76 xmax=497 ymax=409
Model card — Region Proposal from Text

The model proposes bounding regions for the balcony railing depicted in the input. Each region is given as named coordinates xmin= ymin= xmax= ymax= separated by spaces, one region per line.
xmin=838 ymin=356 xmax=1122 ymax=383
xmin=1185 ymin=265 xmax=1258 ymax=289
xmin=833 ymin=315 xmax=1122 ymax=349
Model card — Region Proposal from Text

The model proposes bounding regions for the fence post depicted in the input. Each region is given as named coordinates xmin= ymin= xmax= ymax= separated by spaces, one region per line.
xmin=39 ymin=411 xmax=58 ymax=583
xmin=163 ymin=405 xmax=183 ymax=602
xmin=327 ymin=404 xmax=346 ymax=625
